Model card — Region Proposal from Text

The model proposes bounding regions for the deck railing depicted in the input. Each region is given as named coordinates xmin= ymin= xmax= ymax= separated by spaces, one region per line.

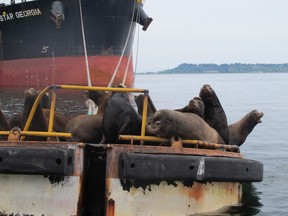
xmin=0 ymin=85 xmax=239 ymax=152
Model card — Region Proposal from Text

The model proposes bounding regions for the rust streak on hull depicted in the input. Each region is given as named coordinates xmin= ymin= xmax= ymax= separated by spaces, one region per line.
xmin=0 ymin=56 xmax=134 ymax=88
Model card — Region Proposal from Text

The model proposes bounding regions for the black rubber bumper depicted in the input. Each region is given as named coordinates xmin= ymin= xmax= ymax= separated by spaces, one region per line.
xmin=119 ymin=153 xmax=263 ymax=182
xmin=0 ymin=146 xmax=75 ymax=175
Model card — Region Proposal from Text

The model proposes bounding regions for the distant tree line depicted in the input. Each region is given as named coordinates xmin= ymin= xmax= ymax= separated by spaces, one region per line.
xmin=150 ymin=63 xmax=288 ymax=74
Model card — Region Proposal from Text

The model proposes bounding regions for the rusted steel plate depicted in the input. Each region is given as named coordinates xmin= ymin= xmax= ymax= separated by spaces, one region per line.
xmin=106 ymin=178 xmax=242 ymax=216
xmin=106 ymin=144 xmax=242 ymax=178
xmin=0 ymin=175 xmax=81 ymax=215
xmin=0 ymin=141 xmax=85 ymax=216
xmin=105 ymin=144 xmax=243 ymax=215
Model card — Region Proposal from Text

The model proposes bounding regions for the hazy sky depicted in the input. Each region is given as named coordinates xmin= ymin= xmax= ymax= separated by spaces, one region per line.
xmin=134 ymin=0 xmax=288 ymax=72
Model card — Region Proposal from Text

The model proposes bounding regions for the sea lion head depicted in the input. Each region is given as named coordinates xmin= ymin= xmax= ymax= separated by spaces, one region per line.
xmin=199 ymin=84 xmax=219 ymax=106
xmin=146 ymin=110 xmax=172 ymax=138
xmin=84 ymin=90 xmax=110 ymax=106
xmin=249 ymin=110 xmax=264 ymax=124
xmin=187 ymin=97 xmax=205 ymax=118
xmin=25 ymin=88 xmax=37 ymax=97
xmin=134 ymin=94 xmax=157 ymax=117
xmin=109 ymin=84 xmax=130 ymax=99
xmin=24 ymin=88 xmax=39 ymax=108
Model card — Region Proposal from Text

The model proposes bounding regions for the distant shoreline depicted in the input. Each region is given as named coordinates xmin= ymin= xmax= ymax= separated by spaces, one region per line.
xmin=137 ymin=63 xmax=288 ymax=74
xmin=136 ymin=71 xmax=288 ymax=75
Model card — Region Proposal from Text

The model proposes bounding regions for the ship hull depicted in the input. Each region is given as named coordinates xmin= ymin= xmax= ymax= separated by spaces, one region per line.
xmin=0 ymin=56 xmax=134 ymax=87
xmin=0 ymin=0 xmax=139 ymax=88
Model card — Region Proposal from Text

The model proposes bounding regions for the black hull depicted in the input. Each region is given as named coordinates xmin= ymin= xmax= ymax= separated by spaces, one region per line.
xmin=0 ymin=0 xmax=137 ymax=59
xmin=0 ymin=0 xmax=152 ymax=87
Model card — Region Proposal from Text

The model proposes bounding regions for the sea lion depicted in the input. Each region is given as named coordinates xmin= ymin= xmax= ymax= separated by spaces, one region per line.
xmin=146 ymin=109 xmax=224 ymax=144
xmin=40 ymin=92 xmax=50 ymax=109
xmin=8 ymin=114 xmax=22 ymax=129
xmin=84 ymin=90 xmax=107 ymax=115
xmin=175 ymin=97 xmax=205 ymax=118
xmin=21 ymin=88 xmax=48 ymax=141
xmin=8 ymin=91 xmax=68 ymax=133
xmin=65 ymin=114 xmax=103 ymax=143
xmin=101 ymin=90 xmax=141 ymax=144
xmin=9 ymin=109 xmax=68 ymax=133
xmin=43 ymin=109 xmax=69 ymax=133
xmin=134 ymin=94 xmax=164 ymax=146
xmin=8 ymin=91 xmax=50 ymax=129
xmin=134 ymin=94 xmax=157 ymax=120
xmin=229 ymin=110 xmax=264 ymax=146
xmin=199 ymin=84 xmax=230 ymax=144
xmin=84 ymin=90 xmax=111 ymax=112
xmin=65 ymin=90 xmax=110 ymax=143
xmin=0 ymin=109 xmax=9 ymax=140
xmin=40 ymin=91 xmax=68 ymax=133
xmin=0 ymin=109 xmax=9 ymax=131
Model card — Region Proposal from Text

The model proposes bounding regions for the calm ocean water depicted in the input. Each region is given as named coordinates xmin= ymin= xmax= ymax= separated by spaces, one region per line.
xmin=135 ymin=73 xmax=288 ymax=216
xmin=0 ymin=73 xmax=287 ymax=215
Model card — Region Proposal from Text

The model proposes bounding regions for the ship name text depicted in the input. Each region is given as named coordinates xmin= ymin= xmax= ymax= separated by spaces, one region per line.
xmin=0 ymin=8 xmax=42 ymax=22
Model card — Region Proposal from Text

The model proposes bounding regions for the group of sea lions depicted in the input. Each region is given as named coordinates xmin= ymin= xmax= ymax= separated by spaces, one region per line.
xmin=2 ymin=88 xmax=68 ymax=141
xmin=145 ymin=84 xmax=264 ymax=146
xmin=0 ymin=84 xmax=263 ymax=147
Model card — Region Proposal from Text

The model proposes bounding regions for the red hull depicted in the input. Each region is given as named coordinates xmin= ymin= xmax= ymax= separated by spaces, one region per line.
xmin=0 ymin=56 xmax=134 ymax=88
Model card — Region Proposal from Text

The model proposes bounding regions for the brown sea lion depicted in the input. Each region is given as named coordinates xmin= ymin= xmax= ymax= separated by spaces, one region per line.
xmin=43 ymin=109 xmax=69 ymax=133
xmin=134 ymin=94 xmax=157 ymax=121
xmin=8 ymin=91 xmax=68 ymax=133
xmin=134 ymin=94 xmax=163 ymax=146
xmin=65 ymin=90 xmax=110 ymax=143
xmin=9 ymin=91 xmax=50 ymax=129
xmin=8 ymin=113 xmax=22 ymax=129
xmin=21 ymin=88 xmax=48 ymax=141
xmin=146 ymin=109 xmax=224 ymax=144
xmin=101 ymin=90 xmax=142 ymax=144
xmin=39 ymin=91 xmax=50 ymax=109
xmin=39 ymin=91 xmax=68 ymax=133
xmin=175 ymin=97 xmax=205 ymax=118
xmin=9 ymin=109 xmax=68 ymax=132
xmin=65 ymin=115 xmax=103 ymax=143
xmin=0 ymin=109 xmax=9 ymax=131
xmin=84 ymin=90 xmax=111 ymax=112
xmin=229 ymin=110 xmax=264 ymax=146
xmin=199 ymin=84 xmax=230 ymax=144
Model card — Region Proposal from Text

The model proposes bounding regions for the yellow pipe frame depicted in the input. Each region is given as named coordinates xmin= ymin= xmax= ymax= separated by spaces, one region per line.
xmin=0 ymin=131 xmax=71 ymax=138
xmin=20 ymin=131 xmax=72 ymax=138
xmin=1 ymin=84 xmax=235 ymax=152
xmin=119 ymin=135 xmax=240 ymax=152
xmin=48 ymin=89 xmax=57 ymax=132
xmin=15 ymin=85 xmax=149 ymax=140
xmin=140 ymin=92 xmax=148 ymax=136
xmin=22 ymin=86 xmax=51 ymax=133
xmin=56 ymin=84 xmax=147 ymax=93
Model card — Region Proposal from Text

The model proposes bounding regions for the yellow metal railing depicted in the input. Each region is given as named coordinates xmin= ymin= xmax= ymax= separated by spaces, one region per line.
xmin=0 ymin=84 xmax=239 ymax=152
xmin=0 ymin=85 xmax=149 ymax=141
xmin=119 ymin=135 xmax=239 ymax=152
